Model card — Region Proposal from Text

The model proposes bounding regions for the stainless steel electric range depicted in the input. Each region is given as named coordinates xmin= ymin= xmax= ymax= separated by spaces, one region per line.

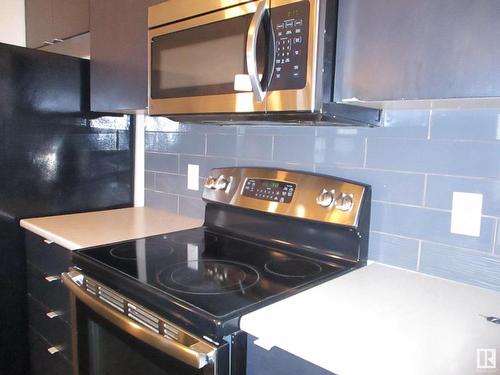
xmin=62 ymin=167 xmax=371 ymax=375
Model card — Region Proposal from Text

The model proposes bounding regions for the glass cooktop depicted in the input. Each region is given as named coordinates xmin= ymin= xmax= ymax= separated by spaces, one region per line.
xmin=76 ymin=227 xmax=347 ymax=318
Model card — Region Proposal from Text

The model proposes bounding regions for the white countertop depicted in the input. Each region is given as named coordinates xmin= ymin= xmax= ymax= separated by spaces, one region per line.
xmin=20 ymin=207 xmax=203 ymax=250
xmin=240 ymin=263 xmax=500 ymax=375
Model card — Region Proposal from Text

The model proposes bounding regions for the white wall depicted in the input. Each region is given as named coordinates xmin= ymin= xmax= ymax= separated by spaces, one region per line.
xmin=0 ymin=0 xmax=26 ymax=47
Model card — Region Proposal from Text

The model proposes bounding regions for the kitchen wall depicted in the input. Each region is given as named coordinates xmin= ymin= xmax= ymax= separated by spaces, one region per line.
xmin=0 ymin=0 xmax=26 ymax=47
xmin=144 ymin=109 xmax=500 ymax=292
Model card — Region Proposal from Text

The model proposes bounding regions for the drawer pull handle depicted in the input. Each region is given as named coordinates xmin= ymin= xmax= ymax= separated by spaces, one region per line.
xmin=43 ymin=239 xmax=54 ymax=244
xmin=46 ymin=311 xmax=62 ymax=319
xmin=45 ymin=275 xmax=61 ymax=283
xmin=47 ymin=346 xmax=63 ymax=355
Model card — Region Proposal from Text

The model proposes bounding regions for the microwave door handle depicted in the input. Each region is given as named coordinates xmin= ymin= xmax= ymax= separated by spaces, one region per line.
xmin=246 ymin=0 xmax=268 ymax=102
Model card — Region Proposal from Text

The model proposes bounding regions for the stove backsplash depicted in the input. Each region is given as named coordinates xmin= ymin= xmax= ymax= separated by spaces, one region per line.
xmin=144 ymin=109 xmax=500 ymax=292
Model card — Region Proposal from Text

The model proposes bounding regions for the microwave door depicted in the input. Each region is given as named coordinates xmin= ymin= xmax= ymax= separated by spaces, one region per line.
xmin=265 ymin=0 xmax=319 ymax=113
xmin=148 ymin=2 xmax=270 ymax=115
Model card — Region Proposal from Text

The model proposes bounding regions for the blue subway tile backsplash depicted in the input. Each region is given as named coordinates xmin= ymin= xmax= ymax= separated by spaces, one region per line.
xmin=144 ymin=108 xmax=500 ymax=292
xmin=368 ymin=232 xmax=420 ymax=269
xmin=145 ymin=152 xmax=179 ymax=174
xmin=430 ymin=109 xmax=500 ymax=141
xmin=419 ymin=242 xmax=500 ymax=291
xmin=315 ymin=166 xmax=425 ymax=205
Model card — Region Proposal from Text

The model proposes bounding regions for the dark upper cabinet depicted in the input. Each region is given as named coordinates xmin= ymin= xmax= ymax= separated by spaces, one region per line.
xmin=25 ymin=0 xmax=89 ymax=48
xmin=25 ymin=0 xmax=53 ymax=48
xmin=335 ymin=0 xmax=500 ymax=102
xmin=90 ymin=0 xmax=164 ymax=113
xmin=52 ymin=0 xmax=89 ymax=41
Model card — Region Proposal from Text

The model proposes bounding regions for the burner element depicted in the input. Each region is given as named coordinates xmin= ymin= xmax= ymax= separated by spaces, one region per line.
xmin=109 ymin=244 xmax=138 ymax=260
xmin=265 ymin=258 xmax=322 ymax=278
xmin=157 ymin=260 xmax=259 ymax=294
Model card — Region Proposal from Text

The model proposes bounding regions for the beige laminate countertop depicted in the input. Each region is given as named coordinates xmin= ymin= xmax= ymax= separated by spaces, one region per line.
xmin=20 ymin=207 xmax=203 ymax=250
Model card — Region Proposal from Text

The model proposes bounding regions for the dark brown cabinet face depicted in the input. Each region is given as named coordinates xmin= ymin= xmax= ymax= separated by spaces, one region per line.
xmin=25 ymin=0 xmax=53 ymax=48
xmin=25 ymin=0 xmax=89 ymax=48
xmin=90 ymin=0 xmax=164 ymax=112
xmin=52 ymin=0 xmax=89 ymax=40
xmin=335 ymin=0 xmax=500 ymax=101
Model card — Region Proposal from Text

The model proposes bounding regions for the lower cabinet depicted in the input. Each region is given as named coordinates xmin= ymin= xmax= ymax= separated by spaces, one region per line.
xmin=25 ymin=232 xmax=73 ymax=374
xmin=29 ymin=328 xmax=72 ymax=375
xmin=246 ymin=334 xmax=335 ymax=375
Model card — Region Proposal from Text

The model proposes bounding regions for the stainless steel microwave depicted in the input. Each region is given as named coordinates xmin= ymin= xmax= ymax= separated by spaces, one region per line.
xmin=148 ymin=0 xmax=380 ymax=125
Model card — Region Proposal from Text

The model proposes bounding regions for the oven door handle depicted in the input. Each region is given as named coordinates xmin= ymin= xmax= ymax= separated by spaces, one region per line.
xmin=246 ymin=0 xmax=269 ymax=102
xmin=61 ymin=271 xmax=216 ymax=370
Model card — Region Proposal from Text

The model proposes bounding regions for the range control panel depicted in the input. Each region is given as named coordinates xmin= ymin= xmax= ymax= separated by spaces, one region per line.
xmin=203 ymin=167 xmax=368 ymax=228
xmin=268 ymin=1 xmax=310 ymax=91
xmin=242 ymin=178 xmax=296 ymax=203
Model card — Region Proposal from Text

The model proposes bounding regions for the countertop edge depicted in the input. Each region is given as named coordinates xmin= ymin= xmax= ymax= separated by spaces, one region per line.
xmin=20 ymin=220 xmax=80 ymax=250
xmin=20 ymin=207 xmax=204 ymax=250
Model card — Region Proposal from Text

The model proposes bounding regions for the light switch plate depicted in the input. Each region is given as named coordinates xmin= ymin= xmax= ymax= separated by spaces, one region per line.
xmin=450 ymin=192 xmax=483 ymax=237
xmin=187 ymin=164 xmax=199 ymax=191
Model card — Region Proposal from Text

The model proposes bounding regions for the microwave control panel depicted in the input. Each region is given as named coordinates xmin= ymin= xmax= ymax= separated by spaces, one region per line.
xmin=242 ymin=178 xmax=296 ymax=203
xmin=269 ymin=1 xmax=310 ymax=91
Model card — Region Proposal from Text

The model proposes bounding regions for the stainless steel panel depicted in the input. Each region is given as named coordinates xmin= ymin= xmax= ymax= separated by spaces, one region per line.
xmin=265 ymin=0 xmax=321 ymax=113
xmin=62 ymin=270 xmax=217 ymax=370
xmin=148 ymin=0 xmax=322 ymax=116
xmin=148 ymin=0 xmax=255 ymax=28
xmin=202 ymin=167 xmax=366 ymax=227
xmin=148 ymin=1 xmax=267 ymax=115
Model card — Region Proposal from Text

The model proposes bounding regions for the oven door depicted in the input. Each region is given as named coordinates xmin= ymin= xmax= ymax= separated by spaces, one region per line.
xmin=148 ymin=0 xmax=321 ymax=116
xmin=62 ymin=271 xmax=221 ymax=375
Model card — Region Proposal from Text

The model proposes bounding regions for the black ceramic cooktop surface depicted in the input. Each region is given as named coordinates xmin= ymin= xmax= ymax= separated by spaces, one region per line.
xmin=76 ymin=227 xmax=347 ymax=319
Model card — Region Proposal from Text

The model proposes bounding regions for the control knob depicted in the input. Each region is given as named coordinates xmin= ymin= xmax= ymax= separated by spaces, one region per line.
xmin=214 ymin=175 xmax=230 ymax=190
xmin=335 ymin=193 xmax=354 ymax=212
xmin=316 ymin=189 xmax=335 ymax=208
xmin=204 ymin=176 xmax=216 ymax=189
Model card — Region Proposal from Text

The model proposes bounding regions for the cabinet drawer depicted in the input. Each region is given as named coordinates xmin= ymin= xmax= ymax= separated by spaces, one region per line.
xmin=29 ymin=328 xmax=72 ymax=375
xmin=27 ymin=263 xmax=69 ymax=315
xmin=28 ymin=296 xmax=71 ymax=355
xmin=26 ymin=232 xmax=72 ymax=276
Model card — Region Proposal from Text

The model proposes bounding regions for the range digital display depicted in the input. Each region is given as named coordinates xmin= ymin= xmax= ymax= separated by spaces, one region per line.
xmin=242 ymin=179 xmax=296 ymax=203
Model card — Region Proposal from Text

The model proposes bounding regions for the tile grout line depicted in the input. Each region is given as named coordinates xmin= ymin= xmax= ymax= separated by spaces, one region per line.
xmin=372 ymin=199 xmax=498 ymax=219
xmin=416 ymin=240 xmax=422 ymax=271
xmin=427 ymin=109 xmax=433 ymax=140
xmin=363 ymin=137 xmax=368 ymax=168
xmin=492 ymin=218 xmax=498 ymax=255
xmin=270 ymin=135 xmax=275 ymax=161
xmin=422 ymin=174 xmax=428 ymax=206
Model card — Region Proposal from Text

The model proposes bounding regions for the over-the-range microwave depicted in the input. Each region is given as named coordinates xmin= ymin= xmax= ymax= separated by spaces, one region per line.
xmin=148 ymin=0 xmax=381 ymax=125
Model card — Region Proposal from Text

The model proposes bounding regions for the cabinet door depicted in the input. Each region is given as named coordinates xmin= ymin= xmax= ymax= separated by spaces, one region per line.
xmin=52 ymin=0 xmax=89 ymax=40
xmin=25 ymin=0 xmax=53 ymax=48
xmin=335 ymin=0 xmax=500 ymax=101
xmin=90 ymin=0 xmax=164 ymax=112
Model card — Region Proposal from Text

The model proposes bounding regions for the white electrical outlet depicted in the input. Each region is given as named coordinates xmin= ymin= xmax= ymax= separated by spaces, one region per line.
xmin=450 ymin=192 xmax=483 ymax=237
xmin=187 ymin=164 xmax=199 ymax=191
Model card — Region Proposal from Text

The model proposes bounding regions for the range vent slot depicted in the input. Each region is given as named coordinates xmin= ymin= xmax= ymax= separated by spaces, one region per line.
xmin=127 ymin=303 xmax=160 ymax=333
xmin=85 ymin=279 xmax=98 ymax=295
xmin=98 ymin=286 xmax=125 ymax=312
xmin=163 ymin=322 xmax=179 ymax=341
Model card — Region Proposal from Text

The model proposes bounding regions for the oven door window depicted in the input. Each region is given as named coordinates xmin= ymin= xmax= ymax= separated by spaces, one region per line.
xmin=77 ymin=303 xmax=212 ymax=375
xmin=150 ymin=14 xmax=268 ymax=99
